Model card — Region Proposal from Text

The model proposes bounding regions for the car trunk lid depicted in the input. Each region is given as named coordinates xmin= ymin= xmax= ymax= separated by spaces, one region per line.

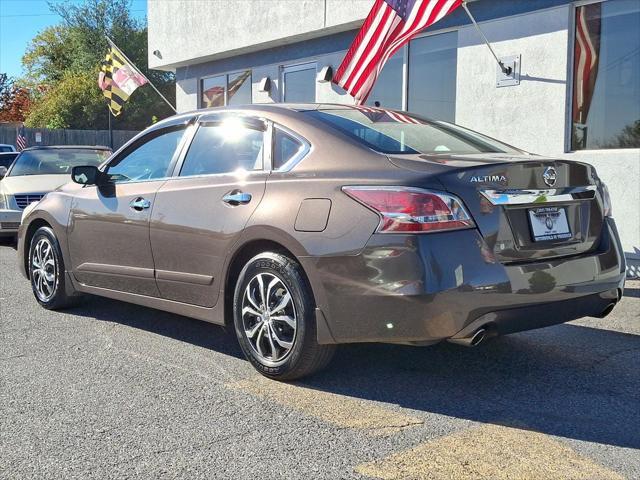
xmin=388 ymin=153 xmax=604 ymax=263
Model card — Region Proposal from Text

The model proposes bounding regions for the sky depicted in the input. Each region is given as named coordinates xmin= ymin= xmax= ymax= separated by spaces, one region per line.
xmin=0 ymin=0 xmax=147 ymax=79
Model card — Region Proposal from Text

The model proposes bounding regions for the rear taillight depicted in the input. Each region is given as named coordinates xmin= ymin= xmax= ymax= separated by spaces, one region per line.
xmin=343 ymin=186 xmax=475 ymax=233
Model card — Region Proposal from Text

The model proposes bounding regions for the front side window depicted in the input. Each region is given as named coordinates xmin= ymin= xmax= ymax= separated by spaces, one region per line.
xmin=8 ymin=149 xmax=110 ymax=177
xmin=273 ymin=128 xmax=304 ymax=170
xmin=572 ymin=0 xmax=640 ymax=150
xmin=201 ymin=70 xmax=252 ymax=108
xmin=107 ymin=128 xmax=185 ymax=183
xmin=408 ymin=31 xmax=458 ymax=122
xmin=180 ymin=119 xmax=264 ymax=176
xmin=307 ymin=109 xmax=520 ymax=155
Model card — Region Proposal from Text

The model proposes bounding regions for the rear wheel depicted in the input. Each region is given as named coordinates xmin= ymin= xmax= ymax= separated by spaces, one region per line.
xmin=233 ymin=252 xmax=335 ymax=380
xmin=28 ymin=226 xmax=75 ymax=310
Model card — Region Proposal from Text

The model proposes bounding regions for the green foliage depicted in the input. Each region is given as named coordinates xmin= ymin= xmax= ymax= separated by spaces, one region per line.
xmin=22 ymin=0 xmax=175 ymax=130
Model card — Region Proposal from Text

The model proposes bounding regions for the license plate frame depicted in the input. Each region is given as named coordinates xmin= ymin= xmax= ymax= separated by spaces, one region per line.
xmin=528 ymin=206 xmax=572 ymax=242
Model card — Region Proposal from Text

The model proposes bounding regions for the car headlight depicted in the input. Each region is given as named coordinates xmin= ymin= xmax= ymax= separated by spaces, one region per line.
xmin=0 ymin=192 xmax=7 ymax=210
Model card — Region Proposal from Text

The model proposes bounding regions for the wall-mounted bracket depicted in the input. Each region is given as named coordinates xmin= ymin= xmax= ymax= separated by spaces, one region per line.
xmin=496 ymin=55 xmax=521 ymax=88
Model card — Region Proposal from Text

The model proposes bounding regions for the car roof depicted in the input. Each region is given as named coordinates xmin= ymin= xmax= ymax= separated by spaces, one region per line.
xmin=21 ymin=145 xmax=112 ymax=151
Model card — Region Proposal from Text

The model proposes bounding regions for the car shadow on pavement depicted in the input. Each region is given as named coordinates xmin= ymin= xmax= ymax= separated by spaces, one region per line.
xmin=68 ymin=296 xmax=245 ymax=360
xmin=304 ymin=323 xmax=640 ymax=450
xmin=70 ymin=292 xmax=639 ymax=450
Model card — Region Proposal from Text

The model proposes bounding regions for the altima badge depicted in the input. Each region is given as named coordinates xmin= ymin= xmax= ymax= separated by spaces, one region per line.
xmin=543 ymin=167 xmax=557 ymax=187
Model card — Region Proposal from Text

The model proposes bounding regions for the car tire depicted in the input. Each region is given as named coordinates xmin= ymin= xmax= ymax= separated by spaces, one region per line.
xmin=28 ymin=226 xmax=76 ymax=310
xmin=233 ymin=252 xmax=335 ymax=381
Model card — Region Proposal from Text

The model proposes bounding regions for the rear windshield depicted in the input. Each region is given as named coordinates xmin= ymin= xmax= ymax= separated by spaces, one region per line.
xmin=8 ymin=149 xmax=110 ymax=176
xmin=0 ymin=146 xmax=14 ymax=153
xmin=305 ymin=109 xmax=521 ymax=155
xmin=0 ymin=153 xmax=18 ymax=168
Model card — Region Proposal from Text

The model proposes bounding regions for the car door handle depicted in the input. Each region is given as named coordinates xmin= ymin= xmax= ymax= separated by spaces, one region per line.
xmin=129 ymin=197 xmax=151 ymax=211
xmin=223 ymin=191 xmax=252 ymax=206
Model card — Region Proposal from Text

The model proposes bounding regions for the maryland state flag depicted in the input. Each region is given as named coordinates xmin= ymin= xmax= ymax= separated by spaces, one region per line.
xmin=98 ymin=42 xmax=148 ymax=116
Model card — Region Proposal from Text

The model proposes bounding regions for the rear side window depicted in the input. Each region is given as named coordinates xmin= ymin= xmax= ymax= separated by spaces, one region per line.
xmin=180 ymin=122 xmax=264 ymax=176
xmin=273 ymin=128 xmax=304 ymax=170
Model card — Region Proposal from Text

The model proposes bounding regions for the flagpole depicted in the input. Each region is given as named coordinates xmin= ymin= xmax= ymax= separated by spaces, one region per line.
xmin=107 ymin=107 xmax=113 ymax=149
xmin=105 ymin=36 xmax=177 ymax=113
xmin=461 ymin=2 xmax=512 ymax=75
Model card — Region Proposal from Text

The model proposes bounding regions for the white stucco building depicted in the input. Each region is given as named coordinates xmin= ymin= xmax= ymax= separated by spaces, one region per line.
xmin=148 ymin=0 xmax=640 ymax=276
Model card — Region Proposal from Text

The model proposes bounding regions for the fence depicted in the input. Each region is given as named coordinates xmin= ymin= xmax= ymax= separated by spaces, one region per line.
xmin=0 ymin=125 xmax=139 ymax=151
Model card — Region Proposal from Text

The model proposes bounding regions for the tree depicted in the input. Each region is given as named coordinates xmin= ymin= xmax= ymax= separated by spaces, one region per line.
xmin=0 ymin=74 xmax=32 ymax=122
xmin=23 ymin=0 xmax=174 ymax=130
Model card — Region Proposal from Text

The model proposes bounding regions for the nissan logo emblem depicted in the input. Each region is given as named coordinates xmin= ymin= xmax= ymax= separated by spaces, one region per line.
xmin=543 ymin=167 xmax=557 ymax=187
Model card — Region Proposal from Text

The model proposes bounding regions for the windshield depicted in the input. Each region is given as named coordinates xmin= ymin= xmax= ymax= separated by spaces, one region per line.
xmin=306 ymin=109 xmax=522 ymax=155
xmin=8 ymin=149 xmax=110 ymax=176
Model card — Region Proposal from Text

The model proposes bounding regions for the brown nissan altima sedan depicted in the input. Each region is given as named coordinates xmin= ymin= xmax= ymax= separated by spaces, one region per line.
xmin=17 ymin=104 xmax=626 ymax=380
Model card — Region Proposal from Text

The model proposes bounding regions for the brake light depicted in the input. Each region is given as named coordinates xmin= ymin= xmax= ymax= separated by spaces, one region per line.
xmin=343 ymin=186 xmax=475 ymax=233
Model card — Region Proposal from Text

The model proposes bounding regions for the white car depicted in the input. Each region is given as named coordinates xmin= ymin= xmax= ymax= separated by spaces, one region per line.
xmin=0 ymin=146 xmax=111 ymax=240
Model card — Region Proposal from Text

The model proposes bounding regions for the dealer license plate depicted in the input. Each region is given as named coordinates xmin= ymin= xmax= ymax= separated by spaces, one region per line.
xmin=528 ymin=206 xmax=571 ymax=242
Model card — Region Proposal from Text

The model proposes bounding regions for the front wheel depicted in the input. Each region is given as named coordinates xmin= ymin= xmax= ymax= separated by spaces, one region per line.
xmin=28 ymin=226 xmax=76 ymax=310
xmin=233 ymin=252 xmax=335 ymax=380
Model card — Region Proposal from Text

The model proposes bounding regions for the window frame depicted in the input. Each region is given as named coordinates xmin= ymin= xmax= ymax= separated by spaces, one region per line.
xmin=171 ymin=113 xmax=272 ymax=180
xmin=271 ymin=123 xmax=312 ymax=172
xmin=199 ymin=70 xmax=253 ymax=109
xmin=565 ymin=0 xmax=640 ymax=153
xmin=280 ymin=62 xmax=318 ymax=103
xmin=103 ymin=124 xmax=193 ymax=185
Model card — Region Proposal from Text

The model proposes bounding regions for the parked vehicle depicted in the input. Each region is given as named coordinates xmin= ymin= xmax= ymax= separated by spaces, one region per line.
xmin=17 ymin=105 xmax=625 ymax=380
xmin=0 ymin=146 xmax=111 ymax=239
xmin=0 ymin=144 xmax=16 ymax=153
xmin=0 ymin=152 xmax=19 ymax=170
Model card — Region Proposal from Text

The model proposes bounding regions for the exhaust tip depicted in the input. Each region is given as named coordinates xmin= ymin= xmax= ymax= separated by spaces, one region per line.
xmin=596 ymin=302 xmax=617 ymax=319
xmin=448 ymin=328 xmax=487 ymax=347
xmin=470 ymin=328 xmax=486 ymax=347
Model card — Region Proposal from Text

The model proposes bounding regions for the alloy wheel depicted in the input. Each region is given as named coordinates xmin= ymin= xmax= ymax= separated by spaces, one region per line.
xmin=241 ymin=272 xmax=297 ymax=366
xmin=31 ymin=237 xmax=56 ymax=302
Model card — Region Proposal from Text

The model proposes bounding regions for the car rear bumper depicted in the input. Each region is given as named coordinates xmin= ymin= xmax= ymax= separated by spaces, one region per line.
xmin=303 ymin=217 xmax=626 ymax=345
xmin=0 ymin=209 xmax=21 ymax=234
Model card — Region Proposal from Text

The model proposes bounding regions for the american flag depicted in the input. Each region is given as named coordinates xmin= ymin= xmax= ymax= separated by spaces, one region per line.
xmin=573 ymin=3 xmax=601 ymax=125
xmin=16 ymin=126 xmax=27 ymax=151
xmin=333 ymin=0 xmax=462 ymax=104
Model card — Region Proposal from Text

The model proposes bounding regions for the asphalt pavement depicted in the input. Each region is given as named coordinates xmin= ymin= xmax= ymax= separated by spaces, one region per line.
xmin=1 ymin=241 xmax=639 ymax=479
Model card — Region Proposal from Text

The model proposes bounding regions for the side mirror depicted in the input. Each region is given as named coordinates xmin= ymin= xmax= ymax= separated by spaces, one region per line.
xmin=0 ymin=166 xmax=7 ymax=180
xmin=72 ymin=165 xmax=104 ymax=186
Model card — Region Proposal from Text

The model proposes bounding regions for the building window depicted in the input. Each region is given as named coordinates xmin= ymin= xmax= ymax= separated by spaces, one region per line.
xmin=571 ymin=0 xmax=640 ymax=150
xmin=366 ymin=48 xmax=404 ymax=110
xmin=408 ymin=31 xmax=457 ymax=122
xmin=200 ymin=70 xmax=252 ymax=108
xmin=282 ymin=63 xmax=316 ymax=102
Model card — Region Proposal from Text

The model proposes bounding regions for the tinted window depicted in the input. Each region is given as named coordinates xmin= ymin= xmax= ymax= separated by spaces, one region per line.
xmin=408 ymin=31 xmax=457 ymax=122
xmin=227 ymin=71 xmax=252 ymax=105
xmin=180 ymin=121 xmax=264 ymax=176
xmin=283 ymin=66 xmax=316 ymax=102
xmin=107 ymin=128 xmax=185 ymax=183
xmin=201 ymin=75 xmax=226 ymax=108
xmin=366 ymin=48 xmax=404 ymax=110
xmin=201 ymin=71 xmax=252 ymax=108
xmin=273 ymin=128 xmax=303 ymax=170
xmin=0 ymin=153 xmax=18 ymax=168
xmin=9 ymin=149 xmax=110 ymax=177
xmin=0 ymin=146 xmax=14 ymax=153
xmin=306 ymin=109 xmax=520 ymax=155
xmin=572 ymin=0 xmax=640 ymax=150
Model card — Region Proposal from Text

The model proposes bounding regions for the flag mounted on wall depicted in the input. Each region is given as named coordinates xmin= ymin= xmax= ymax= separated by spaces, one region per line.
xmin=333 ymin=0 xmax=463 ymax=105
xmin=98 ymin=41 xmax=148 ymax=116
